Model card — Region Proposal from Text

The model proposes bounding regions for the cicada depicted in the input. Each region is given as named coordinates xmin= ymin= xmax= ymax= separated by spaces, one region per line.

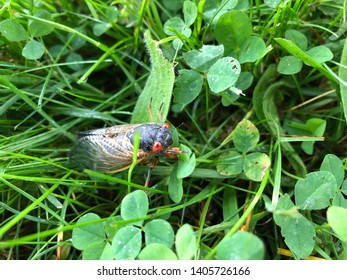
xmin=69 ymin=105 xmax=182 ymax=186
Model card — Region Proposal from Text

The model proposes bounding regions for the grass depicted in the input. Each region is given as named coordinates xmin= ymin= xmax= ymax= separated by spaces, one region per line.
xmin=1 ymin=0 xmax=347 ymax=260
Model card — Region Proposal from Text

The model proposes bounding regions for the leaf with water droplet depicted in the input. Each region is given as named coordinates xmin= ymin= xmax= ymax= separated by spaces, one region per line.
xmin=111 ymin=226 xmax=142 ymax=260
xmin=277 ymin=55 xmax=302 ymax=75
xmin=0 ymin=19 xmax=28 ymax=41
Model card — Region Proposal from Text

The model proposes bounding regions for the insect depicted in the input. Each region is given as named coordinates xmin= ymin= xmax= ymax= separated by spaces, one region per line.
xmin=69 ymin=101 xmax=182 ymax=186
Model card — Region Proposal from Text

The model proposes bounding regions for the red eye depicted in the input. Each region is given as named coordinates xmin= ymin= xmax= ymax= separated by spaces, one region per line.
xmin=152 ymin=142 xmax=162 ymax=153
xmin=162 ymin=123 xmax=170 ymax=129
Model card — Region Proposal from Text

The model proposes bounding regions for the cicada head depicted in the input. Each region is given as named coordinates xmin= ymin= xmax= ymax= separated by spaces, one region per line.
xmin=130 ymin=123 xmax=180 ymax=156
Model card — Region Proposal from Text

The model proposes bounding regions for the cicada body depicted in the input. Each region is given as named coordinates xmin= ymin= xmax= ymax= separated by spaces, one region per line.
xmin=69 ymin=122 xmax=182 ymax=173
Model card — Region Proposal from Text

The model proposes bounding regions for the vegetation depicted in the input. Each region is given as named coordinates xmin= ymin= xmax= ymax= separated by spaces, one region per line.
xmin=1 ymin=0 xmax=347 ymax=260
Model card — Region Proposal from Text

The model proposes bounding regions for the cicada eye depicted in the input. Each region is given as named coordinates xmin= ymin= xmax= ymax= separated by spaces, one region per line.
xmin=162 ymin=123 xmax=170 ymax=129
xmin=152 ymin=141 xmax=163 ymax=153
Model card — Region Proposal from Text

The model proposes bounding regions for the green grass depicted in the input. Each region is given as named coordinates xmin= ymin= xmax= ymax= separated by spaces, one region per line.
xmin=1 ymin=0 xmax=347 ymax=260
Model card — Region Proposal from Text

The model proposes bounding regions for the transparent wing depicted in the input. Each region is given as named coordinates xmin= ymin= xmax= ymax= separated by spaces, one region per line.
xmin=69 ymin=125 xmax=140 ymax=172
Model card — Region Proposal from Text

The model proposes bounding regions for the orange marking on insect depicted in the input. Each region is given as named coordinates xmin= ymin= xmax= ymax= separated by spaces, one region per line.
xmin=162 ymin=123 xmax=170 ymax=129
xmin=152 ymin=142 xmax=163 ymax=153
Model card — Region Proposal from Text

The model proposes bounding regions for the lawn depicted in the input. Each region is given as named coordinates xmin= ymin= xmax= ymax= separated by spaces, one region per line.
xmin=0 ymin=0 xmax=346 ymax=260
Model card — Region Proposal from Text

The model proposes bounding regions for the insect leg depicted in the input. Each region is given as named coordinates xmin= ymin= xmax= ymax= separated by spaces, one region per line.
xmin=148 ymin=97 xmax=164 ymax=124
xmin=144 ymin=156 xmax=159 ymax=187
xmin=157 ymin=103 xmax=164 ymax=124
xmin=148 ymin=97 xmax=155 ymax=123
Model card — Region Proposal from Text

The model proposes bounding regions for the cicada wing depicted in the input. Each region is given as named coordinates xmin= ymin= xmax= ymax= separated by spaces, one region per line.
xmin=69 ymin=126 xmax=137 ymax=173
xmin=103 ymin=124 xmax=141 ymax=137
